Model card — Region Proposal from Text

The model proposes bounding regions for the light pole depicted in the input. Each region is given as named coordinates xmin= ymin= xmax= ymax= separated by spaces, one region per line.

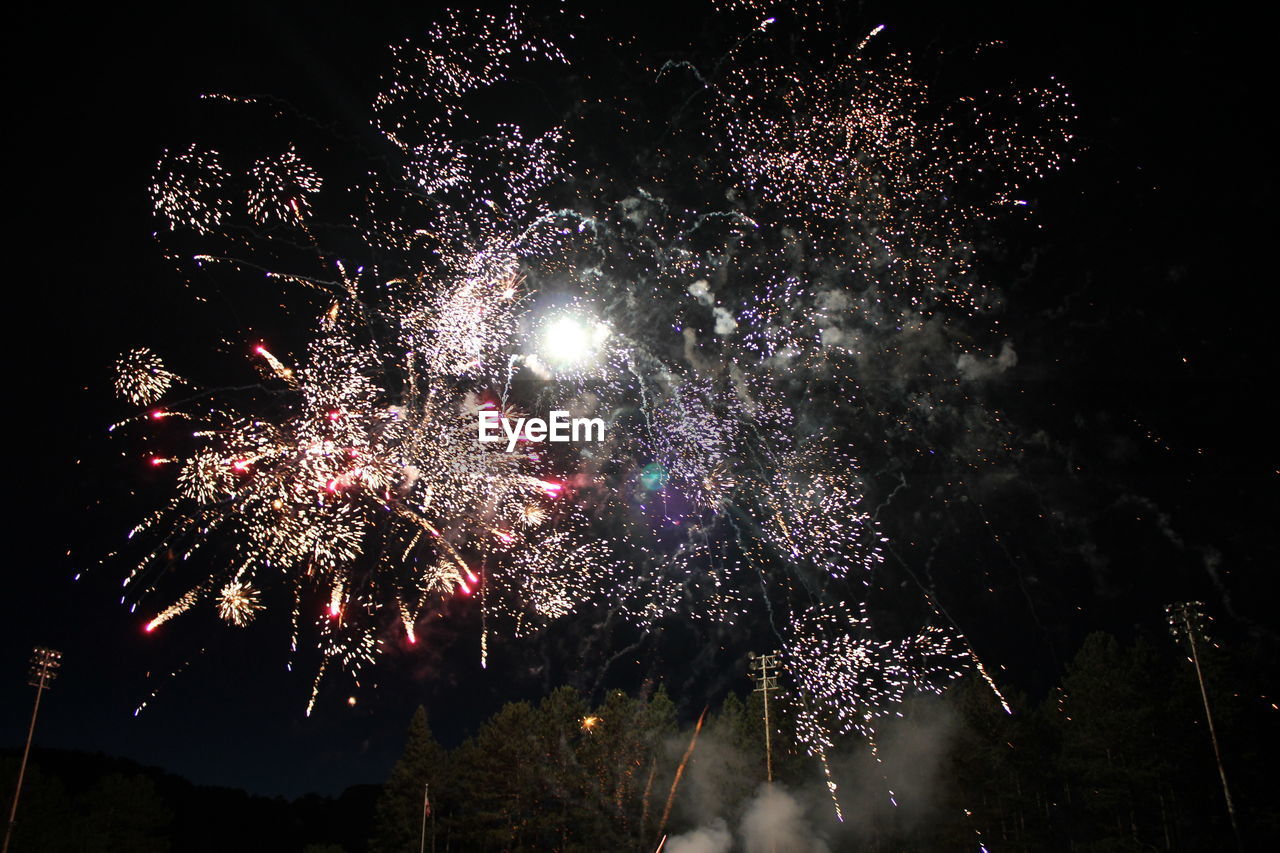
xmin=1165 ymin=602 xmax=1242 ymax=851
xmin=4 ymin=647 xmax=62 ymax=853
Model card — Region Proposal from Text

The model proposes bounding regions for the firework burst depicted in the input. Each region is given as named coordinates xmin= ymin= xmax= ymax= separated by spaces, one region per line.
xmin=110 ymin=0 xmax=1071 ymax=791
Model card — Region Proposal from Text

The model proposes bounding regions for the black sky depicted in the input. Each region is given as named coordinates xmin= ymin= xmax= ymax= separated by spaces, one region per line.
xmin=6 ymin=0 xmax=1276 ymax=798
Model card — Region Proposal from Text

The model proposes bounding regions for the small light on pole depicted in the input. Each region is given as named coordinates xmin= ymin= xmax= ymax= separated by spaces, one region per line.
xmin=3 ymin=647 xmax=62 ymax=853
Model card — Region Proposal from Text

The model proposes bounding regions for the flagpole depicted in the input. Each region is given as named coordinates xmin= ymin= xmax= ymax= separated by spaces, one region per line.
xmin=419 ymin=783 xmax=429 ymax=853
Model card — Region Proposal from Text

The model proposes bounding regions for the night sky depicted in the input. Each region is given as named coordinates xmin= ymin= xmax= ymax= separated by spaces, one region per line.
xmin=6 ymin=0 xmax=1275 ymax=799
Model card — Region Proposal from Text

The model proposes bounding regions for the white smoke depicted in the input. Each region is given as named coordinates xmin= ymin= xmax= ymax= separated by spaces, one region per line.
xmin=688 ymin=279 xmax=713 ymax=305
xmin=670 ymin=783 xmax=830 ymax=853
xmin=956 ymin=340 xmax=1018 ymax=380
xmin=740 ymin=786 xmax=830 ymax=853
xmin=668 ymin=698 xmax=960 ymax=849
xmin=688 ymin=279 xmax=738 ymax=335
xmin=666 ymin=819 xmax=733 ymax=853
xmin=713 ymin=305 xmax=739 ymax=335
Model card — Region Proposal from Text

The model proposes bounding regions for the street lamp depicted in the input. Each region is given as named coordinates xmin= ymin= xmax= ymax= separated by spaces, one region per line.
xmin=3 ymin=647 xmax=61 ymax=853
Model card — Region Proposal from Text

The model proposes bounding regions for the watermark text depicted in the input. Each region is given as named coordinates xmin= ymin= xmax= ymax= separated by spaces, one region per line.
xmin=478 ymin=410 xmax=605 ymax=452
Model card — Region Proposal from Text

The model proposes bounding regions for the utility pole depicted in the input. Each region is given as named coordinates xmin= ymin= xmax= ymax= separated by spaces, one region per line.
xmin=4 ymin=647 xmax=62 ymax=853
xmin=1166 ymin=602 xmax=1242 ymax=851
xmin=748 ymin=652 xmax=779 ymax=783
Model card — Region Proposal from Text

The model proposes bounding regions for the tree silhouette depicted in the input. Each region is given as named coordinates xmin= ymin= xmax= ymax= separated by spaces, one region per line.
xmin=369 ymin=706 xmax=446 ymax=853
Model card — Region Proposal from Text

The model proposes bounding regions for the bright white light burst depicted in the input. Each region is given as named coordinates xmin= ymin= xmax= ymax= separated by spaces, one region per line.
xmin=538 ymin=314 xmax=610 ymax=369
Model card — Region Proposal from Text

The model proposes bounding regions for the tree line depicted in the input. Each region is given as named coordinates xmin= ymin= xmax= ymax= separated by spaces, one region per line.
xmin=368 ymin=631 xmax=1275 ymax=852
xmin=3 ymin=629 xmax=1273 ymax=851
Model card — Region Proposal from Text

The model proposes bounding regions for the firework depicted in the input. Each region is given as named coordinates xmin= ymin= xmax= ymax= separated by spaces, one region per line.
xmin=112 ymin=0 xmax=1071 ymax=776
xmin=115 ymin=347 xmax=179 ymax=406
xmin=217 ymin=581 xmax=263 ymax=627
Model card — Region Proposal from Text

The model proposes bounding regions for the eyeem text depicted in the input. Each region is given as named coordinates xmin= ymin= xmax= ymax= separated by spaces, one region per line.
xmin=478 ymin=410 xmax=606 ymax=452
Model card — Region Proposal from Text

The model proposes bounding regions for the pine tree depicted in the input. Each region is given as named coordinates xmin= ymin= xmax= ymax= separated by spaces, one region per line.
xmin=1048 ymin=632 xmax=1205 ymax=851
xmin=370 ymin=707 xmax=447 ymax=853
xmin=941 ymin=676 xmax=1047 ymax=851
xmin=447 ymin=699 xmax=544 ymax=850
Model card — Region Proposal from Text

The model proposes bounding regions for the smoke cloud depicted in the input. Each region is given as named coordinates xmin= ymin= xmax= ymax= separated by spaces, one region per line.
xmin=956 ymin=340 xmax=1018 ymax=381
xmin=740 ymin=786 xmax=830 ymax=853
xmin=668 ymin=785 xmax=830 ymax=853
xmin=666 ymin=695 xmax=962 ymax=850
xmin=667 ymin=820 xmax=732 ymax=853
